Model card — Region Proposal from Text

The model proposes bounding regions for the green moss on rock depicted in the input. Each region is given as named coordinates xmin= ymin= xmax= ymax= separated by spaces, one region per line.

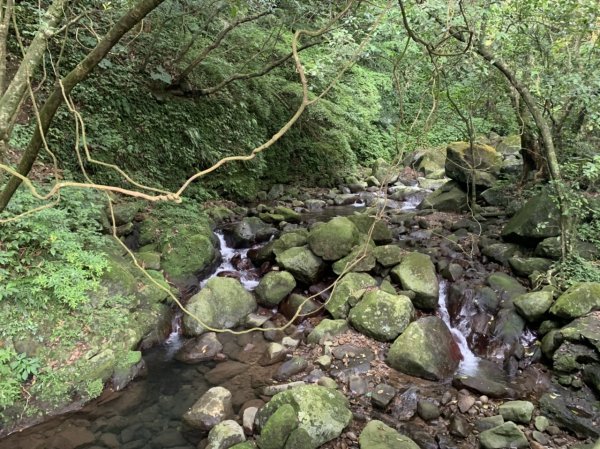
xmin=390 ymin=252 xmax=438 ymax=309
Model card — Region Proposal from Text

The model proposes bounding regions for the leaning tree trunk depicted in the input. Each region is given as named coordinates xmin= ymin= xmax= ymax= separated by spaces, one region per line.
xmin=0 ymin=0 xmax=166 ymax=212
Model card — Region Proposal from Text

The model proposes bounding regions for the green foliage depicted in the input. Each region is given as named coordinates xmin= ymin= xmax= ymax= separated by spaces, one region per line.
xmin=0 ymin=348 xmax=40 ymax=409
xmin=551 ymin=255 xmax=600 ymax=290
xmin=84 ymin=378 xmax=104 ymax=400
xmin=0 ymin=188 xmax=108 ymax=309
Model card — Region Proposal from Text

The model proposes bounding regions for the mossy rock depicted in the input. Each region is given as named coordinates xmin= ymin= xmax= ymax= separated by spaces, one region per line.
xmin=183 ymin=277 xmax=257 ymax=336
xmin=501 ymin=191 xmax=560 ymax=245
xmin=161 ymin=232 xmax=218 ymax=289
xmin=257 ymin=404 xmax=298 ymax=449
xmin=274 ymin=206 xmax=301 ymax=223
xmin=136 ymin=251 xmax=161 ymax=270
xmin=326 ymin=272 xmax=377 ymax=319
xmin=479 ymin=422 xmax=528 ymax=449
xmin=387 ymin=316 xmax=459 ymax=381
xmin=255 ymin=385 xmax=352 ymax=449
xmin=487 ymin=272 xmax=526 ymax=302
xmin=445 ymin=141 xmax=502 ymax=188
xmin=373 ymin=245 xmax=403 ymax=267
xmin=347 ymin=214 xmax=393 ymax=244
xmin=110 ymin=201 xmax=143 ymax=226
xmin=418 ymin=181 xmax=468 ymax=212
xmin=390 ymin=252 xmax=439 ymax=310
xmin=275 ymin=246 xmax=325 ymax=285
xmin=307 ymin=319 xmax=349 ymax=344
xmin=349 ymin=289 xmax=414 ymax=342
xmin=308 ymin=216 xmax=360 ymax=261
xmin=332 ymin=245 xmax=376 ymax=275
xmin=508 ymin=256 xmax=553 ymax=277
xmin=272 ymin=231 xmax=309 ymax=256
xmin=255 ymin=271 xmax=297 ymax=306
xmin=359 ymin=420 xmax=420 ymax=449
xmin=513 ymin=290 xmax=554 ymax=322
xmin=550 ymin=282 xmax=600 ymax=319
xmin=559 ymin=312 xmax=600 ymax=352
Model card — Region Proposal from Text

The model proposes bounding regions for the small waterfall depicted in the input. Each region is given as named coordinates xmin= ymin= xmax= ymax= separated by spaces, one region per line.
xmin=201 ymin=232 xmax=260 ymax=290
xmin=164 ymin=311 xmax=183 ymax=359
xmin=438 ymin=280 xmax=480 ymax=375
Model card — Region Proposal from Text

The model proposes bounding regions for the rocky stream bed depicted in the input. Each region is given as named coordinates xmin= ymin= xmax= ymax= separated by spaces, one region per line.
xmin=1 ymin=148 xmax=599 ymax=449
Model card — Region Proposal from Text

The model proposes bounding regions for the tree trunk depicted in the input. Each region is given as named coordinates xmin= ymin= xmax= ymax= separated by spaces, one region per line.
xmin=0 ymin=0 xmax=68 ymax=147
xmin=0 ymin=0 xmax=166 ymax=212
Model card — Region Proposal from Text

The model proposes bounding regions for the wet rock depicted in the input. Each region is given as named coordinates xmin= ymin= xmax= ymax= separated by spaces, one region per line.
xmin=346 ymin=214 xmax=393 ymax=244
xmin=330 ymin=344 xmax=375 ymax=377
xmin=501 ymin=191 xmax=560 ymax=245
xmin=391 ymin=387 xmax=419 ymax=421
xmin=449 ymin=414 xmax=470 ymax=438
xmin=205 ymin=361 xmax=248 ymax=385
xmin=441 ymin=263 xmax=463 ymax=282
xmin=498 ymin=400 xmax=534 ymax=424
xmin=482 ymin=243 xmax=522 ymax=265
xmin=348 ymin=289 xmax=414 ymax=341
xmin=390 ymin=252 xmax=439 ymax=309
xmin=553 ymin=341 xmax=599 ymax=372
xmin=387 ymin=316 xmax=460 ymax=381
xmin=183 ymin=278 xmax=257 ymax=337
xmin=255 ymin=271 xmax=296 ymax=307
xmin=372 ymin=384 xmax=397 ymax=409
xmin=255 ymin=385 xmax=352 ymax=448
xmin=417 ymin=400 xmax=441 ymax=421
xmin=452 ymin=361 xmax=516 ymax=398
xmin=583 ymin=364 xmax=600 ymax=395
xmin=308 ymin=217 xmax=360 ymax=261
xmin=475 ymin=415 xmax=504 ymax=432
xmin=325 ymin=272 xmax=377 ymax=319
xmin=305 ymin=199 xmax=326 ymax=210
xmin=307 ymin=319 xmax=349 ymax=344
xmin=539 ymin=389 xmax=600 ymax=438
xmin=513 ymin=290 xmax=554 ymax=322
xmin=359 ymin=420 xmax=420 ymax=449
xmin=550 ymin=282 xmax=600 ymax=319
xmin=418 ymin=181 xmax=468 ymax=212
xmin=46 ymin=426 xmax=95 ymax=449
xmin=487 ymin=272 xmax=526 ymax=301
xmin=559 ymin=312 xmax=600 ymax=351
xmin=175 ymin=332 xmax=223 ymax=364
xmin=508 ymin=256 xmax=553 ymax=277
xmin=280 ymin=293 xmax=321 ymax=321
xmin=274 ymin=356 xmax=308 ymax=381
xmin=373 ymin=245 xmax=404 ymax=267
xmin=348 ymin=374 xmax=368 ymax=395
xmin=226 ymin=217 xmax=278 ymax=248
xmin=479 ymin=422 xmax=528 ymax=449
xmin=183 ymin=387 xmax=234 ymax=431
xmin=207 ymin=420 xmax=245 ymax=449
xmin=445 ymin=141 xmax=502 ymax=189
xmin=275 ymin=246 xmax=325 ymax=285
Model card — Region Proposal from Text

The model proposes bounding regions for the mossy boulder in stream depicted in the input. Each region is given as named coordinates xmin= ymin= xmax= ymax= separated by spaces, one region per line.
xmin=501 ymin=191 xmax=560 ymax=245
xmin=550 ymin=282 xmax=600 ymax=319
xmin=308 ymin=216 xmax=360 ymax=261
xmin=346 ymin=214 xmax=393 ymax=244
xmin=332 ymin=244 xmax=376 ymax=275
xmin=418 ymin=181 xmax=468 ymax=212
xmin=359 ymin=420 xmax=420 ymax=449
xmin=445 ymin=141 xmax=502 ymax=188
xmin=255 ymin=385 xmax=352 ymax=449
xmin=276 ymin=246 xmax=325 ymax=285
xmin=255 ymin=271 xmax=297 ymax=306
xmin=226 ymin=217 xmax=279 ymax=248
xmin=387 ymin=316 xmax=460 ymax=381
xmin=272 ymin=231 xmax=308 ymax=256
xmin=183 ymin=277 xmax=257 ymax=336
xmin=513 ymin=290 xmax=554 ymax=322
xmin=373 ymin=245 xmax=403 ymax=267
xmin=349 ymin=289 xmax=414 ymax=342
xmin=390 ymin=252 xmax=439 ymax=309
xmin=326 ymin=272 xmax=377 ymax=319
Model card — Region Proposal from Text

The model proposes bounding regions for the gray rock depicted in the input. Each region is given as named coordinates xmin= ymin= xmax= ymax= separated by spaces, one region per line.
xmin=372 ymin=384 xmax=397 ymax=409
xmin=475 ymin=415 xmax=504 ymax=432
xmin=501 ymin=191 xmax=560 ymax=245
xmin=175 ymin=332 xmax=223 ymax=363
xmin=390 ymin=252 xmax=439 ymax=309
xmin=274 ymin=356 xmax=308 ymax=381
xmin=449 ymin=414 xmax=470 ymax=438
xmin=498 ymin=400 xmax=534 ymax=424
xmin=479 ymin=422 xmax=528 ymax=449
xmin=418 ymin=181 xmax=468 ymax=212
xmin=417 ymin=400 xmax=441 ymax=421
xmin=227 ymin=217 xmax=278 ymax=248
xmin=183 ymin=387 xmax=233 ymax=431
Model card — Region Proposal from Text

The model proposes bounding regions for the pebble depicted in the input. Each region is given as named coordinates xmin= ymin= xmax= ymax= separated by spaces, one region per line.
xmin=371 ymin=384 xmax=397 ymax=409
xmin=458 ymin=391 xmax=476 ymax=413
xmin=534 ymin=416 xmax=550 ymax=432
xmin=546 ymin=425 xmax=561 ymax=436
xmin=480 ymin=395 xmax=489 ymax=404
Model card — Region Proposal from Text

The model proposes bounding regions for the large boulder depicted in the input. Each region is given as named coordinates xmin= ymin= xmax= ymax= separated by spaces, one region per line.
xmin=418 ymin=181 xmax=468 ymax=212
xmin=390 ymin=252 xmax=439 ymax=309
xmin=387 ymin=317 xmax=460 ymax=380
xmin=501 ymin=192 xmax=560 ymax=245
xmin=445 ymin=141 xmax=502 ymax=188
xmin=183 ymin=278 xmax=257 ymax=336
xmin=415 ymin=147 xmax=447 ymax=180
xmin=255 ymin=385 xmax=352 ymax=449
xmin=372 ymin=158 xmax=399 ymax=184
xmin=326 ymin=273 xmax=377 ymax=319
xmin=275 ymin=246 xmax=325 ymax=285
xmin=349 ymin=289 xmax=414 ymax=342
xmin=332 ymin=244 xmax=376 ymax=275
xmin=272 ymin=231 xmax=308 ymax=256
xmin=359 ymin=420 xmax=420 ymax=449
xmin=226 ymin=217 xmax=279 ymax=248
xmin=560 ymin=312 xmax=600 ymax=352
xmin=308 ymin=217 xmax=360 ymax=261
xmin=255 ymin=271 xmax=296 ymax=307
xmin=373 ymin=245 xmax=403 ymax=267
xmin=550 ymin=282 xmax=600 ymax=319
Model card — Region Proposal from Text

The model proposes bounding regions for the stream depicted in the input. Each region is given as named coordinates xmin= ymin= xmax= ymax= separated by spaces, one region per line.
xmin=0 ymin=192 xmax=535 ymax=449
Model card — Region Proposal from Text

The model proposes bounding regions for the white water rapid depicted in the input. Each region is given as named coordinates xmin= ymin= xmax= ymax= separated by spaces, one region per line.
xmin=437 ymin=280 xmax=480 ymax=375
